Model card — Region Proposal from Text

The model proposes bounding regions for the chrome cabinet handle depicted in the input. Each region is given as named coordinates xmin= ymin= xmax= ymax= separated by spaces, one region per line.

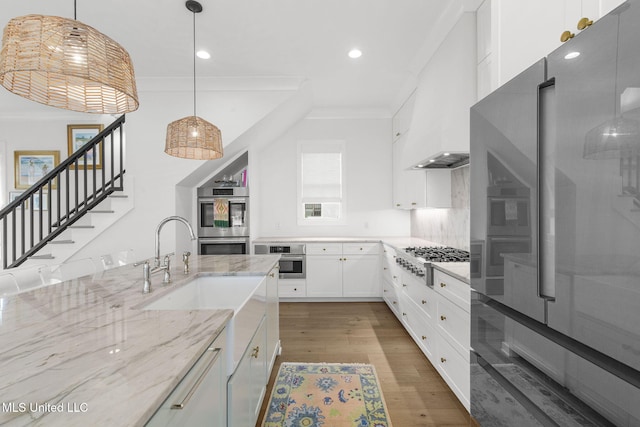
xmin=171 ymin=347 xmax=221 ymax=410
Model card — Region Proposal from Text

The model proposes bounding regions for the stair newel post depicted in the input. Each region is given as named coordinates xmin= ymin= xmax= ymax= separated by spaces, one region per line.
xmin=110 ymin=130 xmax=115 ymax=191
xmin=101 ymin=138 xmax=106 ymax=194
xmin=48 ymin=182 xmax=52 ymax=235
xmin=57 ymin=173 xmax=61 ymax=233
xmin=92 ymin=145 xmax=97 ymax=199
xmin=38 ymin=187 xmax=43 ymax=242
xmin=20 ymin=199 xmax=25 ymax=257
xmin=11 ymin=210 xmax=16 ymax=265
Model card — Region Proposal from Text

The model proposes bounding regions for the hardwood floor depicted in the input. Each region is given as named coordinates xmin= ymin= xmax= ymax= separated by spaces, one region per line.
xmin=256 ymin=301 xmax=475 ymax=427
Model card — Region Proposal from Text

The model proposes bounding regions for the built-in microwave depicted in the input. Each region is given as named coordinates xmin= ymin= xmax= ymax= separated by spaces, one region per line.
xmin=197 ymin=187 xmax=249 ymax=238
xmin=254 ymin=244 xmax=306 ymax=279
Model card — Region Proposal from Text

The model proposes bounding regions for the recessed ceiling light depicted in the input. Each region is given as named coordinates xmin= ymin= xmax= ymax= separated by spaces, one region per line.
xmin=348 ymin=48 xmax=362 ymax=59
xmin=429 ymin=159 xmax=436 ymax=163
xmin=196 ymin=50 xmax=211 ymax=59
xmin=443 ymin=152 xmax=450 ymax=156
xmin=564 ymin=51 xmax=580 ymax=60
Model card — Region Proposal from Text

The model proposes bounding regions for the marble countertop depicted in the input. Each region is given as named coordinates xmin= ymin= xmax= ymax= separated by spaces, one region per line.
xmin=0 ymin=255 xmax=279 ymax=427
xmin=254 ymin=236 xmax=470 ymax=283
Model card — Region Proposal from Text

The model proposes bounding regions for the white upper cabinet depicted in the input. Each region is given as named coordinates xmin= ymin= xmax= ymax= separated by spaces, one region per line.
xmin=478 ymin=0 xmax=627 ymax=95
xmin=392 ymin=91 xmax=416 ymax=142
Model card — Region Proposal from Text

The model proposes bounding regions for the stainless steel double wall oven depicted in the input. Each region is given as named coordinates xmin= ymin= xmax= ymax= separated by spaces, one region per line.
xmin=197 ymin=186 xmax=249 ymax=254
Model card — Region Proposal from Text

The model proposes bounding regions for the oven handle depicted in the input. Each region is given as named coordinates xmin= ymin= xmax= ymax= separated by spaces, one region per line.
xmin=279 ymin=255 xmax=305 ymax=261
xmin=199 ymin=238 xmax=248 ymax=244
xmin=198 ymin=197 xmax=247 ymax=204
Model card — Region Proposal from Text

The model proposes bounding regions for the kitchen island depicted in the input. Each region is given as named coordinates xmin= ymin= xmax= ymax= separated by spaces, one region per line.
xmin=0 ymin=254 xmax=279 ymax=426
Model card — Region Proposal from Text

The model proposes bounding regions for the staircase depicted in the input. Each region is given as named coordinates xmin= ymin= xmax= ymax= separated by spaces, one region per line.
xmin=0 ymin=115 xmax=129 ymax=269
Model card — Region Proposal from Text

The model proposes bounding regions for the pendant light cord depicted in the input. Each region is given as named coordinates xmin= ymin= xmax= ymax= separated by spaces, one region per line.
xmin=74 ymin=0 xmax=77 ymax=20
xmin=193 ymin=9 xmax=197 ymax=118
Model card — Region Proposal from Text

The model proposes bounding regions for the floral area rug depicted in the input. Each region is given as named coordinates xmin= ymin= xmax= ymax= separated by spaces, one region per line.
xmin=262 ymin=362 xmax=392 ymax=427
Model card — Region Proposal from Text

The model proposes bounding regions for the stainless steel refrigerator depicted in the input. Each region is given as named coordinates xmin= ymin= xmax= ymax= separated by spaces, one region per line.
xmin=470 ymin=1 xmax=640 ymax=425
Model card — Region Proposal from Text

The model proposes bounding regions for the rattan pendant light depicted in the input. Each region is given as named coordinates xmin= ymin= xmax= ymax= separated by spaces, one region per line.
xmin=0 ymin=1 xmax=139 ymax=114
xmin=164 ymin=0 xmax=223 ymax=160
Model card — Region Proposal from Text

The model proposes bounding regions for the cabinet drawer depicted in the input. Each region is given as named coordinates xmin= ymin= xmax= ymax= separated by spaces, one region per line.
xmin=343 ymin=242 xmax=379 ymax=255
xmin=402 ymin=273 xmax=435 ymax=320
xmin=279 ymin=280 xmax=306 ymax=298
xmin=401 ymin=297 xmax=437 ymax=362
xmin=382 ymin=280 xmax=400 ymax=318
xmin=436 ymin=333 xmax=470 ymax=411
xmin=434 ymin=270 xmax=470 ymax=311
xmin=436 ymin=293 xmax=470 ymax=361
xmin=306 ymin=243 xmax=342 ymax=255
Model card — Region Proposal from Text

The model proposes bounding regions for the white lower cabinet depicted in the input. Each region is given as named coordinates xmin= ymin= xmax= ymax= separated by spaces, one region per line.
xmin=228 ymin=317 xmax=267 ymax=427
xmin=279 ymin=278 xmax=307 ymax=298
xmin=306 ymin=242 xmax=380 ymax=298
xmin=382 ymin=264 xmax=470 ymax=412
xmin=146 ymin=332 xmax=227 ymax=427
xmin=265 ymin=269 xmax=280 ymax=371
xmin=434 ymin=269 xmax=470 ymax=411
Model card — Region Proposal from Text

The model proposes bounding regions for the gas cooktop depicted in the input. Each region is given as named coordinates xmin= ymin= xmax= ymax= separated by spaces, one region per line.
xmin=403 ymin=246 xmax=470 ymax=263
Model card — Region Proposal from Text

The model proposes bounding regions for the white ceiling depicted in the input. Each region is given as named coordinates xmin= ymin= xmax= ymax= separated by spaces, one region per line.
xmin=0 ymin=0 xmax=478 ymax=117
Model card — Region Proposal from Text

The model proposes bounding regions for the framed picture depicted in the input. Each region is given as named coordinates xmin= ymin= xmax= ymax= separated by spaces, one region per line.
xmin=8 ymin=191 xmax=27 ymax=209
xmin=67 ymin=124 xmax=104 ymax=170
xmin=14 ymin=151 xmax=60 ymax=190
xmin=33 ymin=193 xmax=48 ymax=211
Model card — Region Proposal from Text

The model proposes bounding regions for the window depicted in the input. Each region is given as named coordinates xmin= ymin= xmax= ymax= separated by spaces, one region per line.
xmin=298 ymin=140 xmax=346 ymax=224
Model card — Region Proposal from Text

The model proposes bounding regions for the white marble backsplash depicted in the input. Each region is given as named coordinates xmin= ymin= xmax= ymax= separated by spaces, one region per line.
xmin=411 ymin=165 xmax=470 ymax=250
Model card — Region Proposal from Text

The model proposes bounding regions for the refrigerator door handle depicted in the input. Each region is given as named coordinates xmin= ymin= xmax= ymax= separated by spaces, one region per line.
xmin=538 ymin=76 xmax=557 ymax=304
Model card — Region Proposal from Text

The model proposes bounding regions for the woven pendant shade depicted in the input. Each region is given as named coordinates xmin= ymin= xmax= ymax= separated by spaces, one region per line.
xmin=0 ymin=14 xmax=139 ymax=114
xmin=164 ymin=1 xmax=223 ymax=160
xmin=165 ymin=116 xmax=223 ymax=160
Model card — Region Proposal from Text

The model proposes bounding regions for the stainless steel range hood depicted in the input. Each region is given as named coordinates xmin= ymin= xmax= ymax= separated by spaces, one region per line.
xmin=412 ymin=151 xmax=469 ymax=169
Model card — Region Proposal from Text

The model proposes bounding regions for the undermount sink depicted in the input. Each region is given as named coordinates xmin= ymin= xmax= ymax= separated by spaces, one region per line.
xmin=142 ymin=275 xmax=263 ymax=311
xmin=143 ymin=274 xmax=267 ymax=376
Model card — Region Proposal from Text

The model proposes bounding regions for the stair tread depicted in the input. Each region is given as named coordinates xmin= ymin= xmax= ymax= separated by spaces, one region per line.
xmin=90 ymin=210 xmax=115 ymax=213
xmin=30 ymin=254 xmax=55 ymax=259
xmin=69 ymin=225 xmax=95 ymax=229
xmin=109 ymin=194 xmax=128 ymax=198
xmin=50 ymin=240 xmax=75 ymax=244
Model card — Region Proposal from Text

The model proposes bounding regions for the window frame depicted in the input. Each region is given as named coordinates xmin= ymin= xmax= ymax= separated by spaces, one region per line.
xmin=296 ymin=140 xmax=347 ymax=225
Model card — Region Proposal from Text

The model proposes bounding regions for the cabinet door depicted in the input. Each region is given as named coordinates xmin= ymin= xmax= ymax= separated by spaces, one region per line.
xmin=228 ymin=318 xmax=267 ymax=427
xmin=265 ymin=267 xmax=279 ymax=371
xmin=250 ymin=319 xmax=268 ymax=421
xmin=147 ymin=335 xmax=226 ymax=427
xmin=392 ymin=91 xmax=416 ymax=142
xmin=342 ymin=255 xmax=380 ymax=297
xmin=392 ymin=135 xmax=427 ymax=209
xmin=306 ymin=255 xmax=343 ymax=297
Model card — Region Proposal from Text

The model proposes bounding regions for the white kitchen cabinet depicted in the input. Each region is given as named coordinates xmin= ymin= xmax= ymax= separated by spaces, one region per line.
xmin=306 ymin=242 xmax=381 ymax=298
xmin=425 ymin=170 xmax=452 ymax=208
xmin=228 ymin=317 xmax=267 ymax=427
xmin=392 ymin=91 xmax=416 ymax=142
xmin=265 ymin=267 xmax=280 ymax=371
xmin=479 ymin=0 xmax=626 ymax=94
xmin=392 ymin=135 xmax=427 ymax=209
xmin=433 ymin=269 xmax=470 ymax=411
xmin=306 ymin=250 xmax=343 ymax=297
xmin=279 ymin=278 xmax=306 ymax=298
xmin=146 ymin=332 xmax=227 ymax=427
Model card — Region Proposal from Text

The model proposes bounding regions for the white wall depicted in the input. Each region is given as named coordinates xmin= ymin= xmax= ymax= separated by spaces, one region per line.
xmin=255 ymin=115 xmax=410 ymax=238
xmin=0 ymin=82 xmax=301 ymax=263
